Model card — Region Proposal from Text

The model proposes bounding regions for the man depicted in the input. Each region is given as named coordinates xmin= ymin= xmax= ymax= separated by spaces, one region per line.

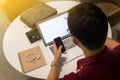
xmin=47 ymin=3 xmax=120 ymax=80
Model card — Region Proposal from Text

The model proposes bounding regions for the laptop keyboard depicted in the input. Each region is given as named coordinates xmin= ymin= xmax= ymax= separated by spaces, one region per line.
xmin=63 ymin=37 xmax=75 ymax=50
xmin=49 ymin=38 xmax=75 ymax=53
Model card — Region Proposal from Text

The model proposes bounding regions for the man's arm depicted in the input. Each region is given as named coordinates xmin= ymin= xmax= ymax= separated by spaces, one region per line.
xmin=105 ymin=37 xmax=120 ymax=50
xmin=47 ymin=66 xmax=60 ymax=80
xmin=47 ymin=44 xmax=62 ymax=80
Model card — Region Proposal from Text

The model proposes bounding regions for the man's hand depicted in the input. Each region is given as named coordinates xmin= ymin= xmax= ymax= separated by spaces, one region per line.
xmin=47 ymin=43 xmax=63 ymax=80
xmin=53 ymin=43 xmax=62 ymax=63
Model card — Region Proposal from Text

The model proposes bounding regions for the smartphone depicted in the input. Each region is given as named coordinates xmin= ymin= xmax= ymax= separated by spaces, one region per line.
xmin=54 ymin=37 xmax=66 ymax=53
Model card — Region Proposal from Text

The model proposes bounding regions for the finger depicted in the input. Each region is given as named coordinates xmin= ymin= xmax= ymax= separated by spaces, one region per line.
xmin=58 ymin=45 xmax=63 ymax=52
xmin=53 ymin=43 xmax=57 ymax=51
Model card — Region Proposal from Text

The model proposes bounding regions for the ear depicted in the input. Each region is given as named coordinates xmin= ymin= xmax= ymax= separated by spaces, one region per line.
xmin=71 ymin=36 xmax=79 ymax=45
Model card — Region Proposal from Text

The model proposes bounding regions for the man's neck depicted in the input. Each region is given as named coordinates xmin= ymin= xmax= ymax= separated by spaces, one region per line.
xmin=74 ymin=39 xmax=105 ymax=58
xmin=82 ymin=46 xmax=105 ymax=58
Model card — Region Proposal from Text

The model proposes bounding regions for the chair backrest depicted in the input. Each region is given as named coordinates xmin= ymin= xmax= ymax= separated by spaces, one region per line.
xmin=108 ymin=0 xmax=120 ymax=7
xmin=95 ymin=2 xmax=120 ymax=17
xmin=79 ymin=0 xmax=120 ymax=26
xmin=1 ymin=0 xmax=41 ymax=22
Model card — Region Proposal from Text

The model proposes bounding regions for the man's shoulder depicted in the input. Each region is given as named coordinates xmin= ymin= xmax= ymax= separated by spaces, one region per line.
xmin=111 ymin=44 xmax=120 ymax=53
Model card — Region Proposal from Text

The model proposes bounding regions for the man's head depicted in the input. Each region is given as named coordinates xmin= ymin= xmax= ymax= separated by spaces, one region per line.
xmin=68 ymin=3 xmax=108 ymax=50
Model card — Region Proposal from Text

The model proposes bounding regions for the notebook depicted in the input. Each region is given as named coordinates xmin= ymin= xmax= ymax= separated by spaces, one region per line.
xmin=36 ymin=12 xmax=83 ymax=63
xmin=18 ymin=46 xmax=46 ymax=72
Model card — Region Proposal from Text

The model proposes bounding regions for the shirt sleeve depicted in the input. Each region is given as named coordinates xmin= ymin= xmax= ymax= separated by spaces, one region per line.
xmin=111 ymin=45 xmax=120 ymax=57
xmin=60 ymin=72 xmax=81 ymax=80
xmin=111 ymin=45 xmax=120 ymax=68
xmin=112 ymin=45 xmax=120 ymax=53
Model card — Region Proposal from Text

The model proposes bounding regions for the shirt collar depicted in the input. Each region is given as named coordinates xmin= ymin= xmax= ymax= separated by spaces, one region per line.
xmin=77 ymin=46 xmax=110 ymax=70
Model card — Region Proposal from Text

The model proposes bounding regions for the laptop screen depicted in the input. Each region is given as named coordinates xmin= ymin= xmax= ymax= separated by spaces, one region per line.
xmin=37 ymin=12 xmax=70 ymax=46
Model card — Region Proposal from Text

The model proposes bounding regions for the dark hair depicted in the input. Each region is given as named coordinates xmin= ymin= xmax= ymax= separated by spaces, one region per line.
xmin=68 ymin=3 xmax=108 ymax=50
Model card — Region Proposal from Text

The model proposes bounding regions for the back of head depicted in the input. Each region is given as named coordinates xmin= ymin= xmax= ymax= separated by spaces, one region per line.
xmin=68 ymin=3 xmax=108 ymax=50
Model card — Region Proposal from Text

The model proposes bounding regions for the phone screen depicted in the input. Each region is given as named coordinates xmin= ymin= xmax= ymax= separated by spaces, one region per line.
xmin=54 ymin=37 xmax=66 ymax=53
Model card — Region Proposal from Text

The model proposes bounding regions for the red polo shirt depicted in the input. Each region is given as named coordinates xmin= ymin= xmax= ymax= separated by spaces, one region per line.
xmin=60 ymin=45 xmax=120 ymax=80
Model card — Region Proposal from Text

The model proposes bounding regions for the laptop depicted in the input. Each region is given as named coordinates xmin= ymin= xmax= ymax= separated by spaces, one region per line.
xmin=36 ymin=12 xmax=83 ymax=63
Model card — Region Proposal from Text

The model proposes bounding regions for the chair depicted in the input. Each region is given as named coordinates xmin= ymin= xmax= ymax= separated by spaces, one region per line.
xmin=1 ymin=0 xmax=42 ymax=22
xmin=79 ymin=0 xmax=120 ymax=27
